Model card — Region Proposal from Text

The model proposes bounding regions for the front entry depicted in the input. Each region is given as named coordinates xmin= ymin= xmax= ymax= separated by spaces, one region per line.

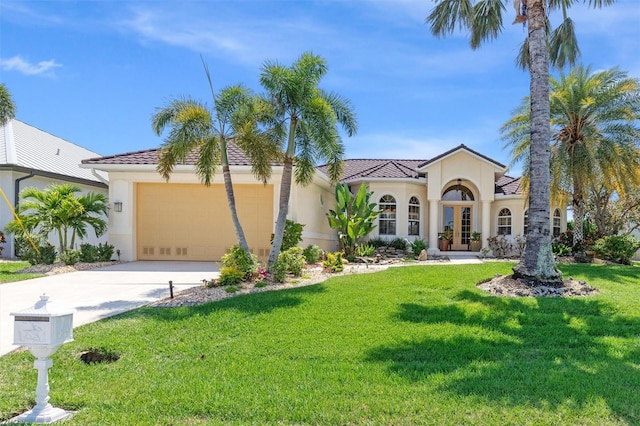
xmin=443 ymin=205 xmax=472 ymax=250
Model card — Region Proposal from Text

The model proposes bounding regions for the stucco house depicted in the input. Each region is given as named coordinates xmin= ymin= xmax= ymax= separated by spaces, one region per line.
xmin=81 ymin=143 xmax=566 ymax=262
xmin=0 ymin=119 xmax=109 ymax=257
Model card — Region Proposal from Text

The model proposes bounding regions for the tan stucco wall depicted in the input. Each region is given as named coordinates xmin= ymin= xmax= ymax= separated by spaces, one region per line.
xmin=289 ymin=175 xmax=338 ymax=252
xmin=366 ymin=180 xmax=427 ymax=241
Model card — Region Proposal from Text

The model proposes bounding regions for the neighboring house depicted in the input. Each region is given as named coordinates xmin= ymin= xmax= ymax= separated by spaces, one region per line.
xmin=82 ymin=144 xmax=566 ymax=261
xmin=0 ymin=119 xmax=109 ymax=257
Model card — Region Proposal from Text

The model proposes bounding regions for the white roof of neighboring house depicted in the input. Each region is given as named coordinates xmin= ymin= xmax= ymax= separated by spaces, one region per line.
xmin=0 ymin=119 xmax=107 ymax=185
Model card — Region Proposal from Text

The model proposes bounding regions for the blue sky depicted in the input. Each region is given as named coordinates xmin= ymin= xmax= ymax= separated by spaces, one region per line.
xmin=1 ymin=0 xmax=638 ymax=176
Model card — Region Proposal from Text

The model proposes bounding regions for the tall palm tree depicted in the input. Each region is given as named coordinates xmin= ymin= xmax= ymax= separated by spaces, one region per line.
xmin=0 ymin=83 xmax=16 ymax=126
xmin=6 ymin=184 xmax=108 ymax=254
xmin=502 ymin=65 xmax=640 ymax=248
xmin=426 ymin=0 xmax=613 ymax=285
xmin=255 ymin=52 xmax=358 ymax=267
xmin=152 ymin=69 xmax=264 ymax=255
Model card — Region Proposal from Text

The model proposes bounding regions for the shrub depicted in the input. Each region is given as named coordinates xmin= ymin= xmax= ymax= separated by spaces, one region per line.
xmin=594 ymin=234 xmax=640 ymax=265
xmin=80 ymin=243 xmax=99 ymax=263
xmin=278 ymin=247 xmax=305 ymax=277
xmin=410 ymin=239 xmax=427 ymax=257
xmin=513 ymin=235 xmax=526 ymax=257
xmin=367 ymin=237 xmax=388 ymax=248
xmin=355 ymin=243 xmax=375 ymax=257
xmin=487 ymin=235 xmax=512 ymax=258
xmin=222 ymin=245 xmax=258 ymax=279
xmin=552 ymin=242 xmax=572 ymax=256
xmin=271 ymin=220 xmax=305 ymax=252
xmin=60 ymin=249 xmax=80 ymax=265
xmin=388 ymin=238 xmax=408 ymax=250
xmin=270 ymin=261 xmax=287 ymax=283
xmin=322 ymin=252 xmax=344 ymax=273
xmin=218 ymin=266 xmax=246 ymax=286
xmin=97 ymin=243 xmax=115 ymax=262
xmin=303 ymin=244 xmax=323 ymax=264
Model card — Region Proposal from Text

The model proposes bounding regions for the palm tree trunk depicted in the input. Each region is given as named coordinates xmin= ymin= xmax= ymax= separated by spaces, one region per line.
xmin=572 ymin=175 xmax=585 ymax=247
xmin=513 ymin=0 xmax=562 ymax=285
xmin=221 ymin=162 xmax=250 ymax=254
xmin=268 ymin=156 xmax=294 ymax=267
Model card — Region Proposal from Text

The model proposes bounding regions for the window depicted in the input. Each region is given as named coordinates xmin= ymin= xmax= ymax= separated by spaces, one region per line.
xmin=379 ymin=195 xmax=396 ymax=235
xmin=408 ymin=196 xmax=420 ymax=236
xmin=553 ymin=209 xmax=561 ymax=237
xmin=442 ymin=185 xmax=474 ymax=201
xmin=497 ymin=208 xmax=512 ymax=235
xmin=523 ymin=209 xmax=529 ymax=235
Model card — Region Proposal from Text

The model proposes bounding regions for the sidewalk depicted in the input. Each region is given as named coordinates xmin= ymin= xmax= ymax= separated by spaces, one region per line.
xmin=0 ymin=261 xmax=218 ymax=357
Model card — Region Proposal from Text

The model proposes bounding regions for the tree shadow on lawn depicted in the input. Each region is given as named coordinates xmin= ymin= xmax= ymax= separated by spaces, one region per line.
xmin=557 ymin=263 xmax=639 ymax=286
xmin=367 ymin=290 xmax=640 ymax=423
xmin=116 ymin=283 xmax=328 ymax=322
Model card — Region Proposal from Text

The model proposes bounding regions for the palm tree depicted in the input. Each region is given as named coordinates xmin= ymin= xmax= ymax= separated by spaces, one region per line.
xmin=255 ymin=52 xmax=358 ymax=267
xmin=502 ymin=65 xmax=640 ymax=249
xmin=0 ymin=83 xmax=16 ymax=126
xmin=152 ymin=66 xmax=265 ymax=255
xmin=6 ymin=184 xmax=108 ymax=254
xmin=426 ymin=0 xmax=613 ymax=285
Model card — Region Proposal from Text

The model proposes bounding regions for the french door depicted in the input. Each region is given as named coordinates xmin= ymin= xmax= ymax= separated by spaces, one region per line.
xmin=443 ymin=205 xmax=472 ymax=250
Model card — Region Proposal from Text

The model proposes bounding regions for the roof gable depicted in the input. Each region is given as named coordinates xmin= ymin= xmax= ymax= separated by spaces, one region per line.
xmin=418 ymin=144 xmax=506 ymax=171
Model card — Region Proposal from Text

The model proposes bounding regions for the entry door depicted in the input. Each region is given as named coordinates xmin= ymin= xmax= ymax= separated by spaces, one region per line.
xmin=443 ymin=206 xmax=472 ymax=250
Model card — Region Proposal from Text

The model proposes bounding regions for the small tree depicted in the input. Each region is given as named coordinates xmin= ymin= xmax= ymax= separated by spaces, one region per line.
xmin=327 ymin=183 xmax=380 ymax=257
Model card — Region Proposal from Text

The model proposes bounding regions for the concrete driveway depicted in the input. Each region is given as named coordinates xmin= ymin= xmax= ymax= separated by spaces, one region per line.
xmin=0 ymin=261 xmax=219 ymax=357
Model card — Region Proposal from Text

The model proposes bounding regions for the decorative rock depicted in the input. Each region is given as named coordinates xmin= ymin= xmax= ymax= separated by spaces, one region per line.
xmin=418 ymin=249 xmax=428 ymax=261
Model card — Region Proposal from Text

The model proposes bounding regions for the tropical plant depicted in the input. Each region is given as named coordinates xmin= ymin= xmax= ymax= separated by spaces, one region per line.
xmin=218 ymin=266 xmax=246 ymax=287
xmin=327 ymin=183 xmax=380 ymax=257
xmin=152 ymin=60 xmax=267 ymax=256
xmin=593 ymin=234 xmax=640 ymax=265
xmin=410 ymin=238 xmax=427 ymax=258
xmin=322 ymin=251 xmax=344 ymax=273
xmin=278 ymin=246 xmax=305 ymax=277
xmin=60 ymin=249 xmax=80 ymax=265
xmin=271 ymin=220 xmax=305 ymax=252
xmin=254 ymin=52 xmax=358 ymax=267
xmin=587 ymin=184 xmax=640 ymax=237
xmin=426 ymin=0 xmax=613 ymax=286
xmin=302 ymin=244 xmax=323 ymax=264
xmin=96 ymin=242 xmax=115 ymax=262
xmin=0 ymin=83 xmax=16 ymax=126
xmin=355 ymin=243 xmax=375 ymax=257
xmin=503 ymin=65 xmax=640 ymax=248
xmin=221 ymin=245 xmax=258 ymax=280
xmin=6 ymin=184 xmax=107 ymax=254
xmin=80 ymin=243 xmax=99 ymax=263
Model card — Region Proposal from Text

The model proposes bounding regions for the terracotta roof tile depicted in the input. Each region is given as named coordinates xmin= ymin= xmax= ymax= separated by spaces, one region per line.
xmin=495 ymin=175 xmax=522 ymax=195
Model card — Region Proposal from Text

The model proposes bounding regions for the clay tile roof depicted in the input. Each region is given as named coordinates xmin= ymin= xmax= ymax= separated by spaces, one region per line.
xmin=82 ymin=141 xmax=253 ymax=166
xmin=495 ymin=175 xmax=522 ymax=195
xmin=318 ymin=159 xmax=428 ymax=182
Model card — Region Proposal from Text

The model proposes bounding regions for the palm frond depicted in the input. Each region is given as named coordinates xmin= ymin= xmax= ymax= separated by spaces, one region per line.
xmin=426 ymin=0 xmax=474 ymax=37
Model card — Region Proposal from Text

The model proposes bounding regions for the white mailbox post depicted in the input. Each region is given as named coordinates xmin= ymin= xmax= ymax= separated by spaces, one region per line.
xmin=10 ymin=294 xmax=74 ymax=424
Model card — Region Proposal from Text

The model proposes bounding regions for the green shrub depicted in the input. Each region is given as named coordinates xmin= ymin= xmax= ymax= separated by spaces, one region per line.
xmin=278 ymin=247 xmax=305 ymax=277
xmin=410 ymin=239 xmax=427 ymax=257
xmin=367 ymin=237 xmax=388 ymax=248
xmin=15 ymin=234 xmax=57 ymax=265
xmin=552 ymin=242 xmax=572 ymax=256
xmin=355 ymin=243 xmax=375 ymax=257
xmin=218 ymin=266 xmax=246 ymax=286
xmin=97 ymin=243 xmax=115 ymax=262
xmin=80 ymin=243 xmax=99 ymax=263
xmin=322 ymin=252 xmax=344 ymax=273
xmin=594 ymin=234 xmax=640 ymax=265
xmin=389 ymin=237 xmax=408 ymax=250
xmin=272 ymin=220 xmax=305 ymax=252
xmin=225 ymin=285 xmax=241 ymax=293
xmin=60 ymin=249 xmax=80 ymax=265
xmin=222 ymin=245 xmax=258 ymax=278
xmin=303 ymin=244 xmax=323 ymax=264
xmin=270 ymin=261 xmax=287 ymax=283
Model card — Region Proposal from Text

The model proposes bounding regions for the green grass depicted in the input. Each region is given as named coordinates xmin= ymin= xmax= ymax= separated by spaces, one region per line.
xmin=0 ymin=261 xmax=44 ymax=284
xmin=1 ymin=262 xmax=639 ymax=425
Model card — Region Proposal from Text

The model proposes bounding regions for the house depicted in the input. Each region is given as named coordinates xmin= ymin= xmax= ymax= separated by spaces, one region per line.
xmin=0 ymin=119 xmax=109 ymax=257
xmin=81 ymin=143 xmax=566 ymax=261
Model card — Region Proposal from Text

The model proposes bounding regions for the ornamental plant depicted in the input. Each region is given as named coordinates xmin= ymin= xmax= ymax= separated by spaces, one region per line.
xmin=327 ymin=183 xmax=380 ymax=257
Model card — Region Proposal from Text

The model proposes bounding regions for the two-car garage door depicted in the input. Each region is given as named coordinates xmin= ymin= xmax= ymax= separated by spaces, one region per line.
xmin=136 ymin=183 xmax=273 ymax=261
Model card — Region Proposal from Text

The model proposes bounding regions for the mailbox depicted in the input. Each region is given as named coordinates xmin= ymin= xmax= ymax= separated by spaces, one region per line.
xmin=12 ymin=294 xmax=74 ymax=348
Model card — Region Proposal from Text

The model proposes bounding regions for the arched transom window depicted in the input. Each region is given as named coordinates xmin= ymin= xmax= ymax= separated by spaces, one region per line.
xmin=442 ymin=184 xmax=474 ymax=201
xmin=524 ymin=209 xmax=529 ymax=235
xmin=379 ymin=195 xmax=396 ymax=235
xmin=408 ymin=196 xmax=420 ymax=236
xmin=497 ymin=208 xmax=512 ymax=235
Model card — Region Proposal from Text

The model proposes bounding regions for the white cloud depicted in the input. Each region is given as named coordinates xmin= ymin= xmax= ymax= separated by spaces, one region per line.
xmin=0 ymin=55 xmax=62 ymax=76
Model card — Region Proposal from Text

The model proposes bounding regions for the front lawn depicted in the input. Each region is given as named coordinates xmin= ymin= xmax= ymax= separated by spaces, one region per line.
xmin=1 ymin=262 xmax=639 ymax=425
xmin=0 ymin=261 xmax=44 ymax=284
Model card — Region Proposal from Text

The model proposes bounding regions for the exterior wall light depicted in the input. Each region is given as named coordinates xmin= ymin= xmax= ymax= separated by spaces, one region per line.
xmin=113 ymin=202 xmax=123 ymax=212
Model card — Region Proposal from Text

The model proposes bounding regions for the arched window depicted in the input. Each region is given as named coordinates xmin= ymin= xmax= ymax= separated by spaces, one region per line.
xmin=379 ymin=195 xmax=396 ymax=235
xmin=523 ymin=209 xmax=529 ymax=235
xmin=408 ymin=196 xmax=420 ymax=236
xmin=497 ymin=208 xmax=512 ymax=235
xmin=553 ymin=209 xmax=561 ymax=237
xmin=442 ymin=184 xmax=474 ymax=201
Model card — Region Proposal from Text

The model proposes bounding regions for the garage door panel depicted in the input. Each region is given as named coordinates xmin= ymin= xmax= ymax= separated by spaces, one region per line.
xmin=137 ymin=183 xmax=273 ymax=261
